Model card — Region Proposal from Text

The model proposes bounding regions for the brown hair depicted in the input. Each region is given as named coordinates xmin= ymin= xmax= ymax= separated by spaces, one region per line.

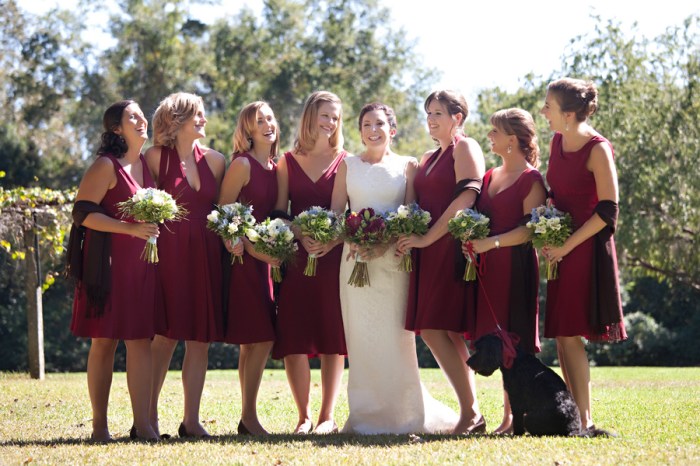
xmin=232 ymin=101 xmax=279 ymax=158
xmin=490 ymin=108 xmax=540 ymax=168
xmin=97 ymin=100 xmax=136 ymax=158
xmin=424 ymin=90 xmax=469 ymax=129
xmin=357 ymin=102 xmax=397 ymax=142
xmin=152 ymin=92 xmax=204 ymax=147
xmin=547 ymin=78 xmax=598 ymax=122
xmin=293 ymin=91 xmax=344 ymax=154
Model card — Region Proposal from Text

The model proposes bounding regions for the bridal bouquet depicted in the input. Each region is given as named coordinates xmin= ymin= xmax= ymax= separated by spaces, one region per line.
xmin=342 ymin=207 xmax=387 ymax=287
xmin=246 ymin=217 xmax=298 ymax=282
xmin=385 ymin=203 xmax=431 ymax=272
xmin=447 ymin=208 xmax=490 ymax=281
xmin=292 ymin=206 xmax=343 ymax=277
xmin=207 ymin=202 xmax=256 ymax=264
xmin=117 ymin=187 xmax=186 ymax=263
xmin=526 ymin=205 xmax=573 ymax=280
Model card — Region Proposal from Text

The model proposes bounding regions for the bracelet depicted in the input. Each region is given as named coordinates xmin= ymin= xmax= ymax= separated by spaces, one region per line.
xmin=494 ymin=236 xmax=501 ymax=249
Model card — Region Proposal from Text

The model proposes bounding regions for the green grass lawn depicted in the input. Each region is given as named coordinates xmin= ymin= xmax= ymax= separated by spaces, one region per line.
xmin=1 ymin=367 xmax=698 ymax=465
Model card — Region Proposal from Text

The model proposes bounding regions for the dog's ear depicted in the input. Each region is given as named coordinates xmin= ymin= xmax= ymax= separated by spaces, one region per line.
xmin=467 ymin=352 xmax=498 ymax=377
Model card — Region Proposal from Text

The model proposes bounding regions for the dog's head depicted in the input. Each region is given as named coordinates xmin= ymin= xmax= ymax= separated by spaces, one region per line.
xmin=467 ymin=334 xmax=503 ymax=376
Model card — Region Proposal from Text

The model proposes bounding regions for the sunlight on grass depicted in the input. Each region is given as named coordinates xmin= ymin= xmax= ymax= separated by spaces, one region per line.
xmin=1 ymin=368 xmax=699 ymax=464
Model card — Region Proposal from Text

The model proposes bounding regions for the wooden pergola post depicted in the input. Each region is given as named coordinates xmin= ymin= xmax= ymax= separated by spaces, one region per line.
xmin=24 ymin=213 xmax=45 ymax=380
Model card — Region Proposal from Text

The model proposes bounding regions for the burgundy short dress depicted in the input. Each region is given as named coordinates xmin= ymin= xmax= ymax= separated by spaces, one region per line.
xmin=405 ymin=139 xmax=473 ymax=335
xmin=155 ymin=144 xmax=223 ymax=342
xmin=223 ymin=152 xmax=278 ymax=344
xmin=545 ymin=133 xmax=626 ymax=341
xmin=272 ymin=151 xmax=348 ymax=359
xmin=472 ymin=168 xmax=544 ymax=353
xmin=71 ymin=154 xmax=159 ymax=340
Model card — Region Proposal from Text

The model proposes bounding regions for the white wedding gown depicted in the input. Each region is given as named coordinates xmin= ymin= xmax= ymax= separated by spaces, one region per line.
xmin=339 ymin=154 xmax=458 ymax=434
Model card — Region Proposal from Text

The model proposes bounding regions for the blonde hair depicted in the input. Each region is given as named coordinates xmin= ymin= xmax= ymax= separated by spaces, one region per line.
xmin=232 ymin=101 xmax=279 ymax=158
xmin=293 ymin=91 xmax=344 ymax=154
xmin=490 ymin=108 xmax=540 ymax=168
xmin=152 ymin=92 xmax=204 ymax=147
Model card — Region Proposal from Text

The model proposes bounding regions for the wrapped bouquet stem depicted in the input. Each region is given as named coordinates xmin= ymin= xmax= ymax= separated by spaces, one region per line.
xmin=117 ymin=188 xmax=186 ymax=263
xmin=447 ymin=208 xmax=490 ymax=281
xmin=385 ymin=203 xmax=431 ymax=272
xmin=206 ymin=202 xmax=255 ymax=264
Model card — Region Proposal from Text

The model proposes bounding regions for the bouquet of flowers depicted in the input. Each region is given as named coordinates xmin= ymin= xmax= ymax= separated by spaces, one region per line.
xmin=246 ymin=217 xmax=298 ymax=282
xmin=207 ymin=202 xmax=256 ymax=264
xmin=292 ymin=206 xmax=343 ymax=277
xmin=447 ymin=208 xmax=490 ymax=281
xmin=342 ymin=207 xmax=387 ymax=287
xmin=385 ymin=203 xmax=431 ymax=272
xmin=117 ymin=187 xmax=186 ymax=263
xmin=526 ymin=205 xmax=573 ymax=280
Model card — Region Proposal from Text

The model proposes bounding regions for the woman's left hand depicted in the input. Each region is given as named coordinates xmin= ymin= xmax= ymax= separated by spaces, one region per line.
xmin=542 ymin=245 xmax=567 ymax=264
xmin=396 ymin=234 xmax=428 ymax=255
xmin=466 ymin=238 xmax=491 ymax=255
xmin=358 ymin=243 xmax=390 ymax=261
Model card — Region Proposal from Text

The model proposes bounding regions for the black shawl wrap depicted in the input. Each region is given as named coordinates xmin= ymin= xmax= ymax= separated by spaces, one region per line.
xmin=507 ymin=214 xmax=539 ymax=354
xmin=589 ymin=200 xmax=625 ymax=342
xmin=65 ymin=200 xmax=111 ymax=317
xmin=453 ymin=178 xmax=483 ymax=279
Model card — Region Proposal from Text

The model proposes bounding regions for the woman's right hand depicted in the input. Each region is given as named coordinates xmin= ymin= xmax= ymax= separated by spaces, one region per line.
xmin=243 ymin=237 xmax=281 ymax=267
xmin=128 ymin=222 xmax=159 ymax=241
xmin=224 ymin=238 xmax=245 ymax=256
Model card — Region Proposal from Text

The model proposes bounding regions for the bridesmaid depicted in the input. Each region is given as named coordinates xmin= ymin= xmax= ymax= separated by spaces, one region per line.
xmin=540 ymin=78 xmax=626 ymax=430
xmin=463 ymin=108 xmax=546 ymax=434
xmin=272 ymin=91 xmax=347 ymax=435
xmin=396 ymin=90 xmax=486 ymax=434
xmin=145 ymin=92 xmax=226 ymax=438
xmin=220 ymin=101 xmax=280 ymax=436
xmin=68 ymin=100 xmax=160 ymax=441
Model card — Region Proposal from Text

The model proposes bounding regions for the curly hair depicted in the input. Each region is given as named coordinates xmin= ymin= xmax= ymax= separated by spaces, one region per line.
xmin=96 ymin=100 xmax=135 ymax=158
xmin=152 ymin=92 xmax=204 ymax=147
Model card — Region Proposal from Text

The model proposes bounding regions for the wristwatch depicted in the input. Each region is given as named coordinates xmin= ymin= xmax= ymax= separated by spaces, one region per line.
xmin=494 ymin=236 xmax=501 ymax=249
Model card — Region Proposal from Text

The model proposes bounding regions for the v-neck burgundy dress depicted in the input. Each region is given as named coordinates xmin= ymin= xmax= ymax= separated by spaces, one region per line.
xmin=223 ymin=152 xmax=278 ymax=344
xmin=155 ymin=145 xmax=223 ymax=342
xmin=405 ymin=140 xmax=473 ymax=335
xmin=545 ymin=133 xmax=626 ymax=341
xmin=472 ymin=168 xmax=544 ymax=353
xmin=272 ymin=151 xmax=347 ymax=359
xmin=71 ymin=154 xmax=159 ymax=339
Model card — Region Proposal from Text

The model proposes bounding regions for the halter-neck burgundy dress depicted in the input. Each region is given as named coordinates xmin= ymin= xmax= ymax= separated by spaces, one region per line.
xmin=223 ymin=153 xmax=278 ymax=344
xmin=272 ymin=151 xmax=347 ymax=359
xmin=71 ymin=154 xmax=159 ymax=340
xmin=155 ymin=144 xmax=223 ymax=342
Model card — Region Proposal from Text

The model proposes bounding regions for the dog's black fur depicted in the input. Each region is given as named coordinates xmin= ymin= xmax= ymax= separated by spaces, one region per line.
xmin=467 ymin=334 xmax=610 ymax=437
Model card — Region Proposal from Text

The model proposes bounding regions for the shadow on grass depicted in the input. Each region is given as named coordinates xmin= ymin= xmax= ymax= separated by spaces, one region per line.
xmin=1 ymin=432 xmax=500 ymax=448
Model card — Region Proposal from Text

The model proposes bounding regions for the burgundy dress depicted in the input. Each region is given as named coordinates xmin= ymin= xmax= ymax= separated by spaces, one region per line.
xmin=272 ymin=151 xmax=347 ymax=359
xmin=545 ymin=133 xmax=626 ymax=341
xmin=405 ymin=140 xmax=472 ymax=335
xmin=71 ymin=154 xmax=158 ymax=340
xmin=473 ymin=168 xmax=544 ymax=353
xmin=155 ymin=145 xmax=223 ymax=342
xmin=224 ymin=153 xmax=278 ymax=344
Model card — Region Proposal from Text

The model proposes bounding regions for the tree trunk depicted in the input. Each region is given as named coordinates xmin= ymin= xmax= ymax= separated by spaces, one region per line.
xmin=24 ymin=223 xmax=45 ymax=380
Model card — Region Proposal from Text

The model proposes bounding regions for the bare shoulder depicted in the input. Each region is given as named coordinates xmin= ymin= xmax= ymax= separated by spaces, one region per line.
xmin=456 ymin=136 xmax=483 ymax=156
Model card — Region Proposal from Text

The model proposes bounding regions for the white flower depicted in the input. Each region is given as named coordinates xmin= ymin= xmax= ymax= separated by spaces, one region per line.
xmin=246 ymin=229 xmax=260 ymax=242
xmin=284 ymin=230 xmax=294 ymax=241
xmin=397 ymin=205 xmax=409 ymax=218
xmin=535 ymin=224 xmax=547 ymax=235
xmin=207 ymin=211 xmax=220 ymax=223
xmin=227 ymin=223 xmax=239 ymax=234
xmin=133 ymin=189 xmax=147 ymax=202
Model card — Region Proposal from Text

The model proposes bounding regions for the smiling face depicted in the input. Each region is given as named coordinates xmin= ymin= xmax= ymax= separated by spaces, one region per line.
xmin=250 ymin=104 xmax=278 ymax=147
xmin=426 ymin=99 xmax=460 ymax=140
xmin=180 ymin=105 xmax=207 ymax=141
xmin=487 ymin=123 xmax=512 ymax=157
xmin=315 ymin=101 xmax=341 ymax=140
xmin=360 ymin=109 xmax=395 ymax=148
xmin=540 ymin=91 xmax=567 ymax=132
xmin=116 ymin=103 xmax=148 ymax=145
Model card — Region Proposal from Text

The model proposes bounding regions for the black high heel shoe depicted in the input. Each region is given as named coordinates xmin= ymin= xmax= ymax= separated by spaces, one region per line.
xmin=129 ymin=425 xmax=159 ymax=442
xmin=178 ymin=422 xmax=212 ymax=439
xmin=237 ymin=420 xmax=251 ymax=436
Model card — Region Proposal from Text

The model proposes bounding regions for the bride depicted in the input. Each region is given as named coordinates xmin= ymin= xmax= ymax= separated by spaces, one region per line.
xmin=331 ymin=102 xmax=458 ymax=434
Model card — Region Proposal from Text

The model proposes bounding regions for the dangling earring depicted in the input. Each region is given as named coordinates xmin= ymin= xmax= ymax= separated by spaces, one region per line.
xmin=565 ymin=122 xmax=569 ymax=132
xmin=507 ymin=145 xmax=512 ymax=154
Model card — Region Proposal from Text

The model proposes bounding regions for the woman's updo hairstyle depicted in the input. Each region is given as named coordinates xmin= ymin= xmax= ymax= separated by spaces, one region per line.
xmin=424 ymin=90 xmax=469 ymax=127
xmin=490 ymin=108 xmax=540 ymax=168
xmin=547 ymin=78 xmax=598 ymax=122
xmin=97 ymin=100 xmax=135 ymax=158
xmin=357 ymin=102 xmax=397 ymax=131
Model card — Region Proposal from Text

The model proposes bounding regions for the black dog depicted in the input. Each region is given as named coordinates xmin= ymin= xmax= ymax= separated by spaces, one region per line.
xmin=467 ymin=334 xmax=609 ymax=437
